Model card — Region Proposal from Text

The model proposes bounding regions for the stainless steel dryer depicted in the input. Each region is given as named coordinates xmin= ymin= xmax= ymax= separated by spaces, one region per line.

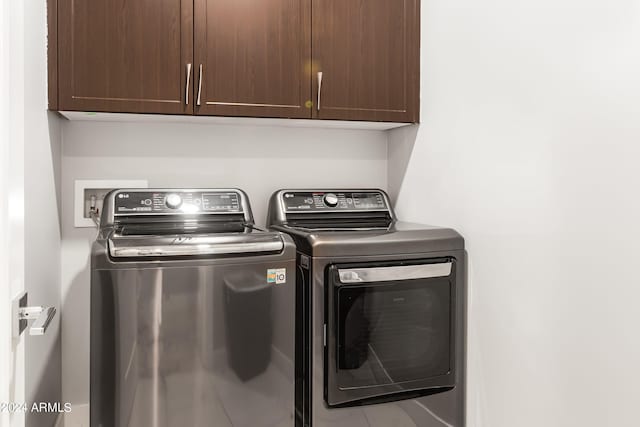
xmin=267 ymin=189 xmax=466 ymax=427
xmin=91 ymin=189 xmax=296 ymax=427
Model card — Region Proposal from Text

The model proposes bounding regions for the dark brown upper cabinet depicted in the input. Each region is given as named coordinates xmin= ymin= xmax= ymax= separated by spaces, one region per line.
xmin=312 ymin=0 xmax=420 ymax=123
xmin=193 ymin=0 xmax=312 ymax=118
xmin=58 ymin=0 xmax=193 ymax=114
xmin=52 ymin=0 xmax=419 ymax=123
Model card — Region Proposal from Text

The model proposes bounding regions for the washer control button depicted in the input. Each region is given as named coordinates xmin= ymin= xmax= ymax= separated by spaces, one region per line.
xmin=165 ymin=193 xmax=183 ymax=209
xmin=323 ymin=193 xmax=339 ymax=207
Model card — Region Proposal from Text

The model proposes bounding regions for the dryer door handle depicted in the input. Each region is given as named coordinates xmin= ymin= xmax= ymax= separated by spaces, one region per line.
xmin=338 ymin=262 xmax=452 ymax=283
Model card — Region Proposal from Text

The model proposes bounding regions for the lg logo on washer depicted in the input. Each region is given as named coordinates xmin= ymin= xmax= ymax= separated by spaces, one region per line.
xmin=267 ymin=268 xmax=287 ymax=284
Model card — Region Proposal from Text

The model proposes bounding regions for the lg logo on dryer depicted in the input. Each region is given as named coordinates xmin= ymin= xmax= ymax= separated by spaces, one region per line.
xmin=267 ymin=268 xmax=287 ymax=285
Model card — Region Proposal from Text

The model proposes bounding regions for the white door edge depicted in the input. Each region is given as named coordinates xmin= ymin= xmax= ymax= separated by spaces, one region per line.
xmin=0 ymin=0 xmax=26 ymax=424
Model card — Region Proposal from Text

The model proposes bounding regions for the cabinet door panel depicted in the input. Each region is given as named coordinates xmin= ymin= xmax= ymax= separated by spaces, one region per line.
xmin=312 ymin=0 xmax=419 ymax=122
xmin=194 ymin=0 xmax=311 ymax=118
xmin=58 ymin=0 xmax=193 ymax=114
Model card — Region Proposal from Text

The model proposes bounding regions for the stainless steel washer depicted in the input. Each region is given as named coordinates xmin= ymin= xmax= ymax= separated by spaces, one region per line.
xmin=91 ymin=189 xmax=296 ymax=427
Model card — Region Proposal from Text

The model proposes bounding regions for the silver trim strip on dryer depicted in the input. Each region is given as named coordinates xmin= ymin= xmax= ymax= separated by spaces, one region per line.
xmin=338 ymin=262 xmax=452 ymax=283
xmin=108 ymin=234 xmax=284 ymax=258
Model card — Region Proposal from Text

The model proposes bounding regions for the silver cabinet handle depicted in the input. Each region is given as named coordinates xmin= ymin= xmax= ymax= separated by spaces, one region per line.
xmin=185 ymin=63 xmax=192 ymax=105
xmin=317 ymin=71 xmax=323 ymax=111
xmin=197 ymin=64 xmax=203 ymax=106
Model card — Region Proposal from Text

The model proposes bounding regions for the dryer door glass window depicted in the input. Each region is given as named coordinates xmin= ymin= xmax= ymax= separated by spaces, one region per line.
xmin=336 ymin=279 xmax=450 ymax=389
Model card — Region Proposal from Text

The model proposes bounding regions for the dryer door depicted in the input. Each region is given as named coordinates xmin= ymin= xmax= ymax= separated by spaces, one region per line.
xmin=325 ymin=258 xmax=457 ymax=407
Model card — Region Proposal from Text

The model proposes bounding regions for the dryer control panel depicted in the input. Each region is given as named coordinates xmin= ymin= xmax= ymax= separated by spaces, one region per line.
xmin=282 ymin=191 xmax=388 ymax=212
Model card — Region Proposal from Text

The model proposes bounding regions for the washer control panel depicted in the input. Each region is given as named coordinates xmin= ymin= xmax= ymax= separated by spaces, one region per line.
xmin=114 ymin=190 xmax=241 ymax=215
xmin=282 ymin=191 xmax=388 ymax=212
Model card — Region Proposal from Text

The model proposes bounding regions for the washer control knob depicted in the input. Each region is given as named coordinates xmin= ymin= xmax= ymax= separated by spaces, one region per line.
xmin=165 ymin=193 xmax=183 ymax=209
xmin=323 ymin=193 xmax=339 ymax=207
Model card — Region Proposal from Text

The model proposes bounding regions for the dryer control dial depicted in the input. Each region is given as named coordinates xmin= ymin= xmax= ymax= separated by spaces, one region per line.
xmin=323 ymin=193 xmax=339 ymax=207
xmin=165 ymin=193 xmax=183 ymax=209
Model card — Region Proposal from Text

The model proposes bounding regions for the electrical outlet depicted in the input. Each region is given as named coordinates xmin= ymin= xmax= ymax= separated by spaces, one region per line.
xmin=74 ymin=180 xmax=148 ymax=228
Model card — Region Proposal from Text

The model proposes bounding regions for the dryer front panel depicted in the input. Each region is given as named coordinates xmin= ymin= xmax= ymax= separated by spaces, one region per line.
xmin=324 ymin=258 xmax=457 ymax=407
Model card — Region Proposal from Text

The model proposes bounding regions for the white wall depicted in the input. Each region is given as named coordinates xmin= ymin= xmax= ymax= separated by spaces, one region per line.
xmin=24 ymin=0 xmax=63 ymax=426
xmin=388 ymin=0 xmax=640 ymax=426
xmin=60 ymin=120 xmax=388 ymax=409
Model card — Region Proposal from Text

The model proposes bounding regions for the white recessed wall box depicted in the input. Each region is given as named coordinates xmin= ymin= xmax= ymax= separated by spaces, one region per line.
xmin=74 ymin=179 xmax=148 ymax=228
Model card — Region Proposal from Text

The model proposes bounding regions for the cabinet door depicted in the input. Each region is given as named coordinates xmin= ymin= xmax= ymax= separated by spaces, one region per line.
xmin=312 ymin=0 xmax=419 ymax=122
xmin=194 ymin=0 xmax=311 ymax=118
xmin=58 ymin=0 xmax=193 ymax=114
